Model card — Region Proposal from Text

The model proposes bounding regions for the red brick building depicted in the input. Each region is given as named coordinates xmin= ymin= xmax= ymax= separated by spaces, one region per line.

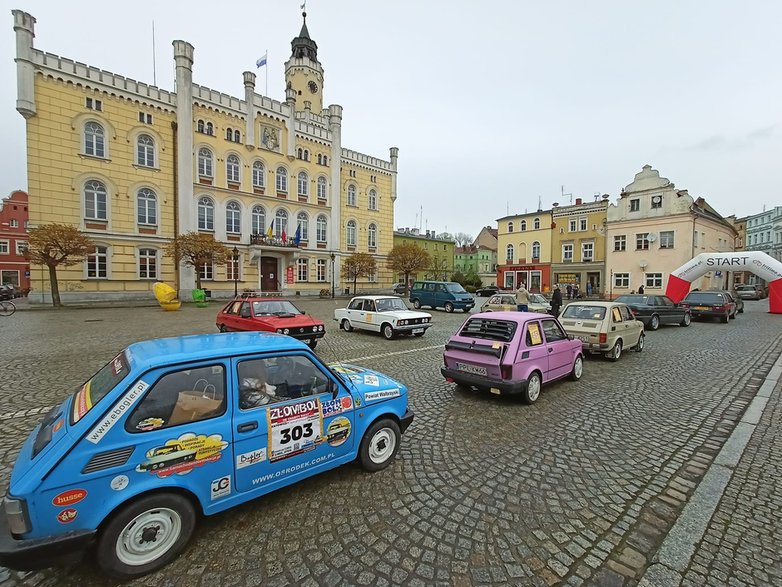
xmin=0 ymin=190 xmax=30 ymax=292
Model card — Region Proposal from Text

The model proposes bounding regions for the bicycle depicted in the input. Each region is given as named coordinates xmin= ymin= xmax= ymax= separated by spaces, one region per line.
xmin=0 ymin=300 xmax=16 ymax=316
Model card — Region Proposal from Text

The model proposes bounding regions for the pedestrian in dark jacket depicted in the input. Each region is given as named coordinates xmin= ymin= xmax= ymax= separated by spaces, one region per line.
xmin=551 ymin=286 xmax=563 ymax=317
xmin=566 ymin=284 xmax=573 ymax=299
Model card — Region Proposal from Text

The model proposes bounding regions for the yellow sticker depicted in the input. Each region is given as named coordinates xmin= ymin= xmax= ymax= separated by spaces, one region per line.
xmin=528 ymin=323 xmax=543 ymax=345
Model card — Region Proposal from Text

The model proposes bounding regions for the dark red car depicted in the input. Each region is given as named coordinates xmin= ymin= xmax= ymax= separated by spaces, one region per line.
xmin=216 ymin=298 xmax=325 ymax=348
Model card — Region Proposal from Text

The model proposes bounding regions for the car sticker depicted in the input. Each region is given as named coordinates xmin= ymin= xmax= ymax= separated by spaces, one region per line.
xmin=136 ymin=417 xmax=165 ymax=431
xmin=210 ymin=475 xmax=231 ymax=500
xmin=364 ymin=374 xmax=380 ymax=386
xmin=52 ymin=489 xmax=87 ymax=507
xmin=326 ymin=417 xmax=351 ymax=447
xmin=364 ymin=389 xmax=400 ymax=402
xmin=57 ymin=509 xmax=78 ymax=524
xmin=267 ymin=399 xmax=323 ymax=463
xmin=135 ymin=433 xmax=228 ymax=478
xmin=321 ymin=396 xmax=353 ymax=417
xmin=236 ymin=448 xmax=267 ymax=469
xmin=110 ymin=475 xmax=129 ymax=491
xmin=86 ymin=380 xmax=150 ymax=444
xmin=528 ymin=323 xmax=542 ymax=345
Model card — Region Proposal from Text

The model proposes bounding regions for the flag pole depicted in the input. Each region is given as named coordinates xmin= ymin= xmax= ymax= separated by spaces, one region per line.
xmin=265 ymin=49 xmax=268 ymax=95
xmin=152 ymin=21 xmax=157 ymax=86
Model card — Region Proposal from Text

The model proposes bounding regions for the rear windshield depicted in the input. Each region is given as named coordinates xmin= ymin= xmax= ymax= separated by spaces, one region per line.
xmin=459 ymin=318 xmax=517 ymax=342
xmin=736 ymin=285 xmax=755 ymax=291
xmin=561 ymin=305 xmax=607 ymax=320
xmin=446 ymin=283 xmax=467 ymax=293
xmin=684 ymin=292 xmax=723 ymax=303
xmin=71 ymin=351 xmax=130 ymax=424
xmin=615 ymin=295 xmax=649 ymax=304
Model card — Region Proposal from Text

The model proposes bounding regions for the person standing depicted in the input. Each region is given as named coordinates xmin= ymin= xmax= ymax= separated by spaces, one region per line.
xmin=516 ymin=282 xmax=530 ymax=312
xmin=566 ymin=284 xmax=573 ymax=300
xmin=638 ymin=284 xmax=645 ymax=295
xmin=551 ymin=286 xmax=563 ymax=317
xmin=587 ymin=281 xmax=593 ymax=297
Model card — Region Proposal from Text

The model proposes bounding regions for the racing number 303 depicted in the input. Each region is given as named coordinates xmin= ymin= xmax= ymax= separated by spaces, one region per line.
xmin=279 ymin=423 xmax=314 ymax=445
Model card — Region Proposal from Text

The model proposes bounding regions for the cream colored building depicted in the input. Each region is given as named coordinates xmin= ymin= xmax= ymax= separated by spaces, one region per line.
xmin=13 ymin=9 xmax=398 ymax=302
xmin=605 ymin=165 xmax=737 ymax=297
xmin=496 ymin=210 xmax=553 ymax=293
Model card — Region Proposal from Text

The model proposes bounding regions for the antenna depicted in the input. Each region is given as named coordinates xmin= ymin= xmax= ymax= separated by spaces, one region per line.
xmin=152 ymin=21 xmax=157 ymax=86
xmin=561 ymin=185 xmax=573 ymax=205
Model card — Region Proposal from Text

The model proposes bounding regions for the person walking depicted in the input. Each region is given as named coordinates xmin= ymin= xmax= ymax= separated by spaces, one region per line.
xmin=515 ymin=282 xmax=530 ymax=312
xmin=566 ymin=284 xmax=573 ymax=300
xmin=551 ymin=286 xmax=563 ymax=317
xmin=638 ymin=284 xmax=645 ymax=295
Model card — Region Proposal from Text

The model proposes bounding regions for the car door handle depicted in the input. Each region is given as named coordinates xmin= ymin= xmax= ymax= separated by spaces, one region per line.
xmin=237 ymin=421 xmax=258 ymax=433
xmin=548 ymin=348 xmax=553 ymax=353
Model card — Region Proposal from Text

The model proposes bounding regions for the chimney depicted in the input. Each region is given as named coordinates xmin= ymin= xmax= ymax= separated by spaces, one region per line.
xmin=575 ymin=198 xmax=582 ymax=205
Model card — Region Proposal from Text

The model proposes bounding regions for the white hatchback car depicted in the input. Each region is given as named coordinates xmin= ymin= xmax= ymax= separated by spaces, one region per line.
xmin=334 ymin=295 xmax=433 ymax=339
xmin=558 ymin=301 xmax=644 ymax=361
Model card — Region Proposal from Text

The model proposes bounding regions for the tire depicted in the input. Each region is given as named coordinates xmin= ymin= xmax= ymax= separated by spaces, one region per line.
xmin=680 ymin=313 xmax=691 ymax=327
xmin=649 ymin=315 xmax=660 ymax=331
xmin=729 ymin=309 xmax=736 ymax=319
xmin=444 ymin=302 xmax=454 ymax=313
xmin=218 ymin=325 xmax=228 ymax=333
xmin=358 ymin=419 xmax=401 ymax=472
xmin=341 ymin=319 xmax=353 ymax=332
xmin=634 ymin=333 xmax=645 ymax=352
xmin=382 ymin=323 xmax=395 ymax=340
xmin=570 ymin=356 xmax=583 ymax=381
xmin=738 ymin=306 xmax=744 ymax=314
xmin=608 ymin=340 xmax=623 ymax=362
xmin=96 ymin=493 xmax=196 ymax=580
xmin=412 ymin=299 xmax=421 ymax=309
xmin=522 ymin=371 xmax=542 ymax=405
xmin=307 ymin=339 xmax=318 ymax=349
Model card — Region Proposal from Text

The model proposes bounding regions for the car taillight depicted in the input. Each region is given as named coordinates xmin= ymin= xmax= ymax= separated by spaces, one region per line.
xmin=599 ymin=333 xmax=607 ymax=344
xmin=714 ymin=305 xmax=727 ymax=311
xmin=630 ymin=309 xmax=638 ymax=315
xmin=500 ymin=364 xmax=512 ymax=380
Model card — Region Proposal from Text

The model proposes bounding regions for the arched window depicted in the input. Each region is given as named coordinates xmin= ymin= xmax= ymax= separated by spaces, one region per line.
xmin=323 ymin=155 xmax=328 ymax=165
xmin=532 ymin=241 xmax=541 ymax=259
xmin=276 ymin=167 xmax=288 ymax=192
xmin=317 ymin=154 xmax=322 ymax=165
xmin=234 ymin=130 xmax=240 ymax=143
xmin=297 ymin=212 xmax=309 ymax=241
xmin=303 ymin=149 xmax=309 ymax=161
xmin=197 ymin=119 xmax=205 ymax=133
xmin=198 ymin=147 xmax=213 ymax=177
xmin=316 ymin=214 xmax=327 ymax=242
xmin=368 ymin=189 xmax=378 ymax=210
xmin=506 ymin=244 xmax=514 ymax=262
xmin=317 ymin=176 xmax=327 ymax=200
xmin=84 ymin=121 xmax=105 ymax=157
xmin=520 ymin=220 xmax=527 ymax=231
xmin=226 ymin=201 xmax=241 ymax=234
xmin=346 ymin=220 xmax=357 ymax=247
xmin=226 ymin=127 xmax=233 ymax=141
xmin=251 ymin=205 xmax=265 ymax=235
xmin=226 ymin=154 xmax=241 ymax=183
xmin=252 ymin=161 xmax=265 ymax=188
xmin=198 ymin=197 xmax=214 ymax=231
xmin=275 ymin=209 xmax=288 ymax=238
xmin=137 ymin=134 xmax=155 ymax=167
xmin=139 ymin=248 xmax=158 ymax=279
xmin=137 ymin=188 xmax=157 ymax=225
xmin=297 ymin=171 xmax=309 ymax=197
xmin=507 ymin=221 xmax=513 ymax=233
xmin=347 ymin=184 xmax=357 ymax=206
xmin=368 ymin=223 xmax=377 ymax=248
xmin=297 ymin=148 xmax=303 ymax=159
xmin=534 ymin=217 xmax=540 ymax=230
xmin=84 ymin=180 xmax=107 ymax=221
xmin=206 ymin=122 xmax=214 ymax=135
xmin=87 ymin=245 xmax=108 ymax=278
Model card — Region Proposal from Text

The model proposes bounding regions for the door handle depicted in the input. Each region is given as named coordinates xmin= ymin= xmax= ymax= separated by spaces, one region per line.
xmin=237 ymin=421 xmax=258 ymax=433
xmin=548 ymin=348 xmax=553 ymax=353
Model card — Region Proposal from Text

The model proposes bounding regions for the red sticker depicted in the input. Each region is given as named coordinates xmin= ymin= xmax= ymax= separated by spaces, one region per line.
xmin=57 ymin=508 xmax=78 ymax=524
xmin=340 ymin=396 xmax=352 ymax=410
xmin=52 ymin=489 xmax=87 ymax=507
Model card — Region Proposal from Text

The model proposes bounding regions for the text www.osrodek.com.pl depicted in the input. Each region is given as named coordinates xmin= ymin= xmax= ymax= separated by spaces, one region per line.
xmin=251 ymin=452 xmax=336 ymax=485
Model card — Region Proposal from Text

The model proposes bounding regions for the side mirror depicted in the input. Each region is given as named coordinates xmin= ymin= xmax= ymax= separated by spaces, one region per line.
xmin=301 ymin=309 xmax=306 ymax=314
xmin=567 ymin=334 xmax=575 ymax=340
xmin=240 ymin=308 xmax=251 ymax=318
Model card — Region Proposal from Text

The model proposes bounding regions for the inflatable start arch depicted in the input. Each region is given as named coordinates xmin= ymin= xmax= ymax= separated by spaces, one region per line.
xmin=666 ymin=251 xmax=782 ymax=314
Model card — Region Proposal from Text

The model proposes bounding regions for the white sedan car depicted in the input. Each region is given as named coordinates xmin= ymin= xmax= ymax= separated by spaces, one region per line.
xmin=335 ymin=295 xmax=433 ymax=339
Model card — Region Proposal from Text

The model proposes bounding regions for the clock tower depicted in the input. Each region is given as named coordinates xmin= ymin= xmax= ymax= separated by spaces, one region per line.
xmin=284 ymin=10 xmax=324 ymax=113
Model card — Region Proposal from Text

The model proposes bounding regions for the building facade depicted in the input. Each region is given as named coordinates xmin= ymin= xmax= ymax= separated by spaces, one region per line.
xmin=550 ymin=197 xmax=608 ymax=296
xmin=13 ymin=9 xmax=398 ymax=302
xmin=454 ymin=245 xmax=497 ymax=287
xmin=496 ymin=210 xmax=553 ymax=293
xmin=0 ymin=190 xmax=30 ymax=291
xmin=745 ymin=206 xmax=782 ymax=262
xmin=605 ymin=165 xmax=737 ymax=297
xmin=392 ymin=229 xmax=455 ymax=282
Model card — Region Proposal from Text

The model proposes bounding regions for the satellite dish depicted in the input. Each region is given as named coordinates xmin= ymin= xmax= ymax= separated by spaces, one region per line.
xmin=647 ymin=233 xmax=658 ymax=242
xmin=639 ymin=260 xmax=648 ymax=269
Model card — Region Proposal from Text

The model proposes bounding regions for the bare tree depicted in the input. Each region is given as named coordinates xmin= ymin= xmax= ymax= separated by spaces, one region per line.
xmin=453 ymin=232 xmax=473 ymax=247
xmin=343 ymin=253 xmax=377 ymax=295
xmin=386 ymin=243 xmax=431 ymax=294
xmin=164 ymin=232 xmax=231 ymax=290
xmin=25 ymin=224 xmax=95 ymax=307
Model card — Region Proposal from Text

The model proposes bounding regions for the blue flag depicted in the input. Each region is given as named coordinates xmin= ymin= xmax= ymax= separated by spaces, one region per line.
xmin=256 ymin=52 xmax=267 ymax=68
xmin=293 ymin=225 xmax=301 ymax=246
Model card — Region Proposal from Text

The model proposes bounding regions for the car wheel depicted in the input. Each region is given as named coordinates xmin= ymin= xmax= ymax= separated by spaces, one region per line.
xmin=634 ymin=333 xmax=645 ymax=352
xmin=444 ymin=302 xmax=454 ymax=313
xmin=570 ymin=356 xmax=583 ymax=381
xmin=649 ymin=315 xmax=660 ymax=331
xmin=358 ymin=419 xmax=401 ymax=472
xmin=721 ymin=313 xmax=729 ymax=324
xmin=680 ymin=313 xmax=691 ymax=327
xmin=738 ymin=306 xmax=744 ymax=314
xmin=522 ymin=371 xmax=542 ymax=405
xmin=218 ymin=325 xmax=228 ymax=333
xmin=729 ymin=309 xmax=736 ymax=319
xmin=96 ymin=493 xmax=196 ymax=580
xmin=307 ymin=339 xmax=318 ymax=349
xmin=341 ymin=319 xmax=353 ymax=332
xmin=412 ymin=299 xmax=421 ymax=309
xmin=608 ymin=340 xmax=623 ymax=362
xmin=382 ymin=323 xmax=395 ymax=340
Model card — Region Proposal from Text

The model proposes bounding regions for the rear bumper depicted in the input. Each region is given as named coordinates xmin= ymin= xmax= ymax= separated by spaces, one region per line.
xmin=688 ymin=309 xmax=726 ymax=318
xmin=441 ymin=367 xmax=526 ymax=395
xmin=0 ymin=511 xmax=95 ymax=571
xmin=399 ymin=409 xmax=414 ymax=433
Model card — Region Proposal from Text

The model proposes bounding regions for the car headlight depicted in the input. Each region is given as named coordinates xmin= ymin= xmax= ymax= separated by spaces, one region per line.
xmin=276 ymin=329 xmax=283 ymax=334
xmin=283 ymin=328 xmax=290 ymax=335
xmin=4 ymin=497 xmax=31 ymax=535
xmin=319 ymin=325 xmax=324 ymax=331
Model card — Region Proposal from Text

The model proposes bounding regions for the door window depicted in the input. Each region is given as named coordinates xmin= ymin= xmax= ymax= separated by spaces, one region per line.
xmin=525 ymin=322 xmax=543 ymax=346
xmin=620 ymin=306 xmax=634 ymax=321
xmin=225 ymin=301 xmax=242 ymax=315
xmin=611 ymin=307 xmax=623 ymax=322
xmin=238 ymin=355 xmax=330 ymax=410
xmin=348 ymin=299 xmax=363 ymax=310
xmin=541 ymin=319 xmax=568 ymax=342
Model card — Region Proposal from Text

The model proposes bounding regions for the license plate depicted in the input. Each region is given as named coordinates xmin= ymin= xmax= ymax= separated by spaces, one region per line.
xmin=455 ymin=362 xmax=487 ymax=376
xmin=412 ymin=328 xmax=424 ymax=334
xmin=695 ymin=306 xmax=709 ymax=311
xmin=575 ymin=335 xmax=590 ymax=342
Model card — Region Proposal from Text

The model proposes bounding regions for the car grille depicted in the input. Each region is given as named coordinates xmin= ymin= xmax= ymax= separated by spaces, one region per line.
xmin=82 ymin=446 xmax=135 ymax=474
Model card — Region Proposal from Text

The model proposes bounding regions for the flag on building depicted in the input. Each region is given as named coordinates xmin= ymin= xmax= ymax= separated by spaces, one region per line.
xmin=266 ymin=223 xmax=273 ymax=238
xmin=281 ymin=229 xmax=288 ymax=243
xmin=293 ymin=225 xmax=301 ymax=246
xmin=256 ymin=52 xmax=268 ymax=68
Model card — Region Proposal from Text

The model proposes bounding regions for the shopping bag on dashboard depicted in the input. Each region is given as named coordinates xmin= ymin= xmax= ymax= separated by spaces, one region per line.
xmin=169 ymin=379 xmax=222 ymax=424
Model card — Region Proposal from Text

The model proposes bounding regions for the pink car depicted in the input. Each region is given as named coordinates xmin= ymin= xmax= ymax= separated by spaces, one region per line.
xmin=441 ymin=311 xmax=584 ymax=404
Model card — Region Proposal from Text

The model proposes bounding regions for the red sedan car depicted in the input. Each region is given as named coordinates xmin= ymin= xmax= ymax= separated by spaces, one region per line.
xmin=216 ymin=297 xmax=325 ymax=348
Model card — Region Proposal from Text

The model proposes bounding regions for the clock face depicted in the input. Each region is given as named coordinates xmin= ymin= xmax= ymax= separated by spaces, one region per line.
xmin=308 ymin=81 xmax=319 ymax=94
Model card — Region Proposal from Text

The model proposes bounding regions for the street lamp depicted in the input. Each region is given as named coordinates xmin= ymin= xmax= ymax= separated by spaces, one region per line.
xmin=232 ymin=246 xmax=239 ymax=297
xmin=330 ymin=253 xmax=335 ymax=299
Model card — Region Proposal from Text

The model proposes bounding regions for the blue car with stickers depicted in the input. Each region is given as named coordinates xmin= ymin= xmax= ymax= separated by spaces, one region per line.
xmin=0 ymin=332 xmax=413 ymax=579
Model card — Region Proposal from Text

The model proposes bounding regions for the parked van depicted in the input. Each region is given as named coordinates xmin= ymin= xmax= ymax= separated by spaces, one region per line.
xmin=409 ymin=281 xmax=475 ymax=313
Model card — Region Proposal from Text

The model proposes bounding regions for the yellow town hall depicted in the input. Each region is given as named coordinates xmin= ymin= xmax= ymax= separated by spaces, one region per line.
xmin=13 ymin=9 xmax=398 ymax=302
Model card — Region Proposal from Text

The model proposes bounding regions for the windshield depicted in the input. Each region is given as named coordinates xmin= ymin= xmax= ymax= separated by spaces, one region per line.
xmin=71 ymin=351 xmax=130 ymax=424
xmin=736 ymin=285 xmax=754 ymax=291
xmin=530 ymin=293 xmax=548 ymax=304
xmin=446 ymin=283 xmax=467 ymax=293
xmin=615 ymin=295 xmax=649 ymax=304
xmin=252 ymin=300 xmax=301 ymax=316
xmin=375 ymin=298 xmax=408 ymax=312
xmin=684 ymin=292 xmax=723 ymax=303
xmin=561 ymin=305 xmax=607 ymax=320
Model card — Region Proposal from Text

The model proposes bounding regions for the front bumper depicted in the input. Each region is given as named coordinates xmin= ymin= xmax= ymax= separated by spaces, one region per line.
xmin=399 ymin=409 xmax=414 ymax=433
xmin=0 ymin=511 xmax=96 ymax=571
xmin=441 ymin=367 xmax=526 ymax=395
xmin=288 ymin=330 xmax=326 ymax=342
xmin=394 ymin=323 xmax=432 ymax=334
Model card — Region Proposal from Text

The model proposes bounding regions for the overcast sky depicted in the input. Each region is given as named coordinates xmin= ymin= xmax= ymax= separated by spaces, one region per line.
xmin=2 ymin=0 xmax=780 ymax=239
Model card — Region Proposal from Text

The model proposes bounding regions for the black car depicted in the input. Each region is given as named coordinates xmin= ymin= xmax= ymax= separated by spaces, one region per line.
xmin=475 ymin=285 xmax=500 ymax=297
xmin=679 ymin=291 xmax=737 ymax=323
xmin=614 ymin=294 xmax=691 ymax=330
xmin=0 ymin=285 xmax=17 ymax=301
xmin=392 ymin=283 xmax=407 ymax=295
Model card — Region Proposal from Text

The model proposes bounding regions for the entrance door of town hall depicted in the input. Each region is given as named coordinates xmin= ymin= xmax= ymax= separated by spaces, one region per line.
xmin=261 ymin=258 xmax=278 ymax=291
